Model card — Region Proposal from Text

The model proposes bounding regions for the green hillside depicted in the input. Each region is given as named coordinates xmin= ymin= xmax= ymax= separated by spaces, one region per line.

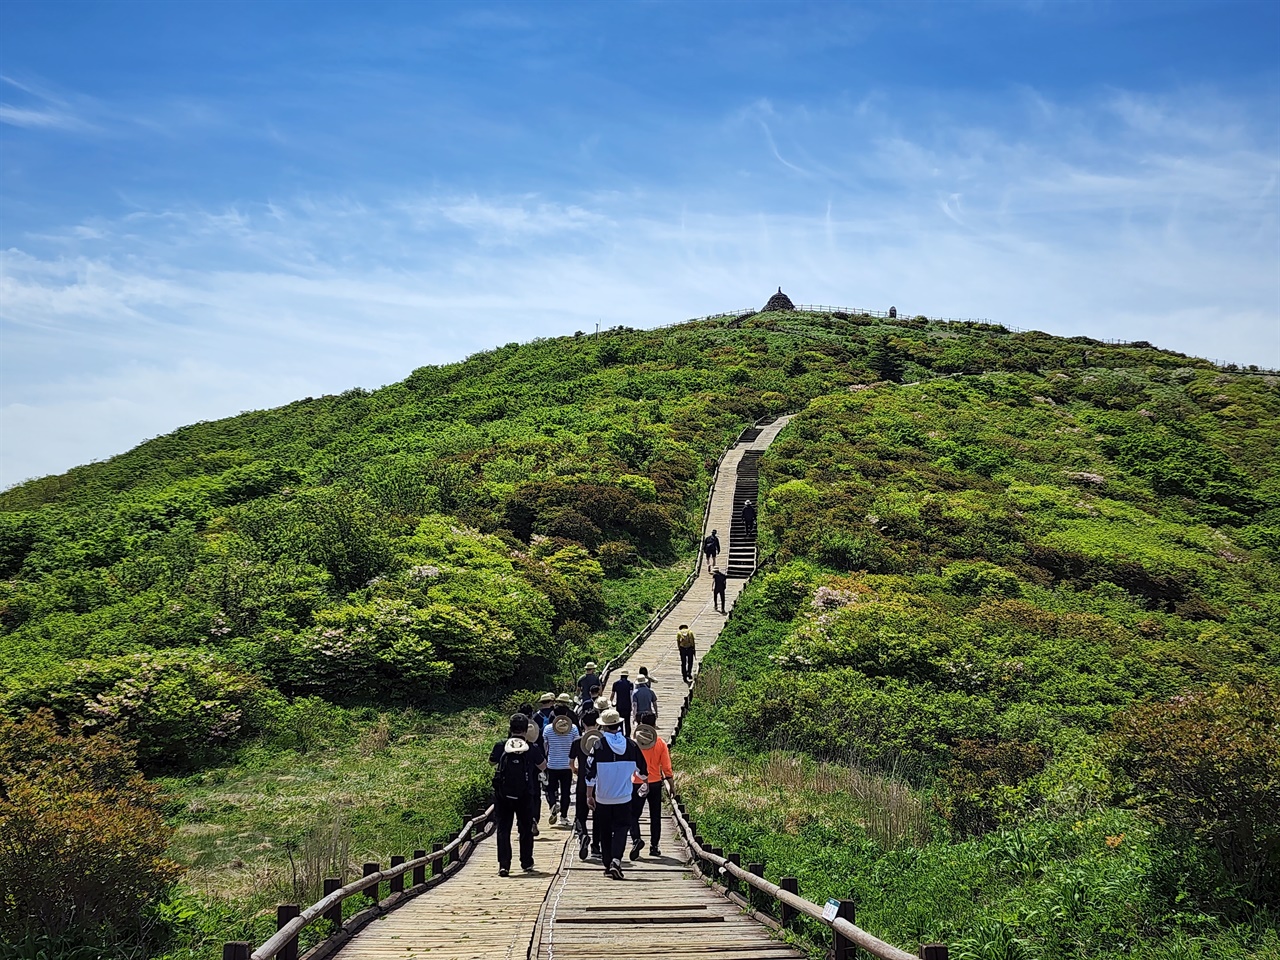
xmin=2 ymin=309 xmax=1277 ymax=957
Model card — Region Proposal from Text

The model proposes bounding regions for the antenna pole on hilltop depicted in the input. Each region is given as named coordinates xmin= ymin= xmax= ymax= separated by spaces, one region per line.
xmin=595 ymin=322 xmax=600 ymax=338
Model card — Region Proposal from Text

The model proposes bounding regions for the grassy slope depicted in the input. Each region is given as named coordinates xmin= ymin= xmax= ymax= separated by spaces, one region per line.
xmin=3 ymin=310 xmax=1275 ymax=958
xmin=675 ymin=367 xmax=1279 ymax=960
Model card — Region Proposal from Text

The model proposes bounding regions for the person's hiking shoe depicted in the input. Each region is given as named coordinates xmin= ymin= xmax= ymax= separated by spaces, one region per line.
xmin=522 ymin=863 xmax=536 ymax=873
xmin=578 ymin=833 xmax=590 ymax=860
xmin=548 ymin=802 xmax=559 ymax=825
xmin=532 ymin=823 xmax=540 ymax=837
xmin=629 ymin=838 xmax=645 ymax=861
xmin=650 ymin=847 xmax=662 ymax=858
xmin=499 ymin=866 xmax=510 ymax=877
xmin=606 ymin=860 xmax=625 ymax=880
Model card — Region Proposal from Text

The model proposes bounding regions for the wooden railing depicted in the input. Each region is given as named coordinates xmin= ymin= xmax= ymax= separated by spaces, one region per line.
xmin=661 ymin=559 xmax=949 ymax=960
xmin=221 ymin=806 xmax=495 ymax=960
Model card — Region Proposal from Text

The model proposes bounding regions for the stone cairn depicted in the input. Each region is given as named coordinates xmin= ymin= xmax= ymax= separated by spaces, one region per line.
xmin=762 ymin=287 xmax=795 ymax=311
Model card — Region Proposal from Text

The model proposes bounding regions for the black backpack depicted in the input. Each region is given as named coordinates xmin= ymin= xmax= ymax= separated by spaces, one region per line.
xmin=703 ymin=535 xmax=715 ymax=551
xmin=494 ymin=746 xmax=533 ymax=801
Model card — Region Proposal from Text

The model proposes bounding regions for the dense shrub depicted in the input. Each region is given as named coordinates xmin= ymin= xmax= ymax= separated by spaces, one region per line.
xmin=1107 ymin=682 xmax=1280 ymax=901
xmin=5 ymin=651 xmax=273 ymax=772
xmin=0 ymin=710 xmax=182 ymax=939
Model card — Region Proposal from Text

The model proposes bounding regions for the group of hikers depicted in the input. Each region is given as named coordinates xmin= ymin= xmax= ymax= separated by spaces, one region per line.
xmin=489 ymin=663 xmax=675 ymax=880
xmin=700 ymin=497 xmax=755 ymax=615
xmin=488 ymin=498 xmax=758 ymax=879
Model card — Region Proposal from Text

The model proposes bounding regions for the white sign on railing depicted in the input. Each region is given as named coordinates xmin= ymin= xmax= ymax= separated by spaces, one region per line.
xmin=822 ymin=898 xmax=841 ymax=921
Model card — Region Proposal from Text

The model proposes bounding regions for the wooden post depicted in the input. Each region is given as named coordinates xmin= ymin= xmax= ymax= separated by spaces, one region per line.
xmin=920 ymin=946 xmax=948 ymax=960
xmin=432 ymin=842 xmax=444 ymax=876
xmin=710 ymin=846 xmax=723 ymax=885
xmin=780 ymin=876 xmax=799 ymax=928
xmin=834 ymin=900 xmax=857 ymax=960
xmin=693 ymin=835 xmax=705 ymax=873
xmin=323 ymin=878 xmax=341 ymax=928
xmin=413 ymin=849 xmax=426 ymax=886
xmin=390 ymin=854 xmax=405 ymax=894
xmin=748 ymin=862 xmax=765 ymax=912
xmin=726 ymin=852 xmax=741 ymax=894
xmin=276 ymin=904 xmax=300 ymax=960
xmin=363 ymin=862 xmax=380 ymax=904
xmin=222 ymin=944 xmax=250 ymax=960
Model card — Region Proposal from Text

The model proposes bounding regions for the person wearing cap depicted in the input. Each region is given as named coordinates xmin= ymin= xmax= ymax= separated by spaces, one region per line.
xmin=628 ymin=712 xmax=673 ymax=859
xmin=542 ymin=704 xmax=579 ymax=827
xmin=577 ymin=662 xmax=602 ymax=704
xmin=569 ymin=708 xmax=601 ymax=860
xmin=488 ymin=714 xmax=547 ymax=876
xmin=676 ymin=623 xmax=697 ymax=684
xmin=741 ymin=499 xmax=757 ymax=533
xmin=585 ymin=708 xmax=648 ymax=880
xmin=611 ymin=670 xmax=635 ymax=737
xmin=712 ymin=566 xmax=728 ymax=614
xmin=631 ymin=674 xmax=658 ymax=719
xmin=702 ymin=529 xmax=721 ymax=568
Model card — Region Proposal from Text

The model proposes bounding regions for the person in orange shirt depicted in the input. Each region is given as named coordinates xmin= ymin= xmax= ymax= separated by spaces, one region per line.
xmin=628 ymin=712 xmax=673 ymax=859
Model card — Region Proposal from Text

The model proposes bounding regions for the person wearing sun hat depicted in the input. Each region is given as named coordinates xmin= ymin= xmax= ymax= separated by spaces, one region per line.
xmin=631 ymin=674 xmax=658 ymax=720
xmin=534 ymin=693 xmax=556 ymax=731
xmin=542 ymin=703 xmax=580 ymax=827
xmin=585 ymin=708 xmax=648 ymax=880
xmin=488 ymin=714 xmax=547 ymax=876
xmin=577 ymin=661 xmax=602 ymax=705
xmin=628 ymin=712 xmax=673 ymax=859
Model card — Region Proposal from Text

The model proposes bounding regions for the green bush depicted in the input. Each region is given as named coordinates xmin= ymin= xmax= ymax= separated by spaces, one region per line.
xmin=1107 ymin=682 xmax=1280 ymax=902
xmin=5 ymin=651 xmax=273 ymax=772
xmin=0 ymin=710 xmax=182 ymax=940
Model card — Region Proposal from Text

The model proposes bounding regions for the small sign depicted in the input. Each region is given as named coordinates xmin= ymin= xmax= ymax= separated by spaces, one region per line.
xmin=822 ymin=898 xmax=840 ymax=922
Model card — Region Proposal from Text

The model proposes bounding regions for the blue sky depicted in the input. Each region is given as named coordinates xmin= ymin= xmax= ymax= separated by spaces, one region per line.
xmin=2 ymin=1 xmax=1278 ymax=488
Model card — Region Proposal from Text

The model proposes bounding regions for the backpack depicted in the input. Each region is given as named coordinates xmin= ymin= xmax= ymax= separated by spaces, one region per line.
xmin=494 ymin=744 xmax=533 ymax=801
xmin=703 ymin=535 xmax=716 ymax=551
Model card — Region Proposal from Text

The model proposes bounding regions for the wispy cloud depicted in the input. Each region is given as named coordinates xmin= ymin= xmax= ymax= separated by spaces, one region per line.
xmin=0 ymin=75 xmax=96 ymax=132
xmin=2 ymin=86 xmax=1277 ymax=488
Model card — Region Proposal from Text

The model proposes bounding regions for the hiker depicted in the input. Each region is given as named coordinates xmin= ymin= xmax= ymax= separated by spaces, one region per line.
xmin=524 ymin=716 xmax=546 ymax=835
xmin=629 ymin=712 xmax=673 ymax=859
xmin=741 ymin=499 xmax=757 ymax=534
xmin=676 ymin=623 xmax=697 ymax=684
xmin=702 ymin=529 xmax=720 ymax=569
xmin=489 ymin=714 xmax=546 ymax=876
xmin=631 ymin=673 xmax=658 ymax=720
xmin=577 ymin=661 xmax=601 ymax=704
xmin=542 ymin=705 xmax=579 ymax=827
xmin=534 ymin=692 xmax=556 ymax=731
xmin=638 ymin=666 xmax=653 ymax=685
xmin=611 ymin=670 xmax=635 ymax=737
xmin=570 ymin=708 xmax=601 ymax=860
xmin=712 ymin=566 xmax=728 ymax=614
xmin=585 ymin=708 xmax=648 ymax=880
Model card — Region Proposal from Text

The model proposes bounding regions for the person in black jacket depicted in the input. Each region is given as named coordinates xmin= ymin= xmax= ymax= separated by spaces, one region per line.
xmin=702 ymin=529 xmax=720 ymax=569
xmin=741 ymin=499 xmax=757 ymax=533
xmin=488 ymin=714 xmax=547 ymax=876
xmin=712 ymin=566 xmax=728 ymax=613
xmin=611 ymin=670 xmax=635 ymax=737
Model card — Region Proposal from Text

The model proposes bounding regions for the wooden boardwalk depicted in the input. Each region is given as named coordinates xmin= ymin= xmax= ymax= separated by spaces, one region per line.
xmin=335 ymin=417 xmax=799 ymax=960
